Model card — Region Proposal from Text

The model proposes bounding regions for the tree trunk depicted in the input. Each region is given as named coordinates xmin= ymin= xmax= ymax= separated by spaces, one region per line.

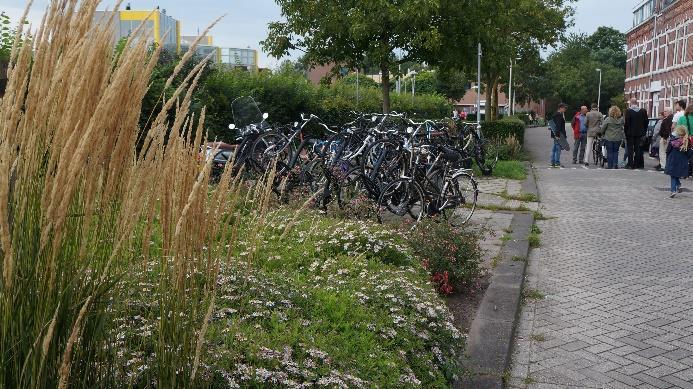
xmin=484 ymin=76 xmax=492 ymax=122
xmin=492 ymin=77 xmax=499 ymax=120
xmin=381 ymin=65 xmax=390 ymax=114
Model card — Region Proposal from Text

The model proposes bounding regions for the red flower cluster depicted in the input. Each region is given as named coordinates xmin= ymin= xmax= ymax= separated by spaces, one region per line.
xmin=431 ymin=271 xmax=453 ymax=295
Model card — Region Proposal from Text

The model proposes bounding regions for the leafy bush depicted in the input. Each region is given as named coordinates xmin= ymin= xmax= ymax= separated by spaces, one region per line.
xmin=197 ymin=68 xmax=452 ymax=142
xmin=409 ymin=220 xmax=483 ymax=295
xmin=340 ymin=73 xmax=379 ymax=89
xmin=200 ymin=68 xmax=318 ymax=142
xmin=481 ymin=120 xmax=526 ymax=145
xmin=490 ymin=134 xmax=525 ymax=161
xmin=510 ymin=113 xmax=531 ymax=125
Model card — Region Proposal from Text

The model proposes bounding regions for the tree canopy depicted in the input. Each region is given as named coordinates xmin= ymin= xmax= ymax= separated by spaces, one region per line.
xmin=518 ymin=28 xmax=627 ymax=115
xmin=262 ymin=0 xmax=445 ymax=113
xmin=263 ymin=0 xmax=576 ymax=118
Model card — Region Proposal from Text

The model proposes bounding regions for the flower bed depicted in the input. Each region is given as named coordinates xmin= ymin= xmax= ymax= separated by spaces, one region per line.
xmin=112 ymin=213 xmax=468 ymax=387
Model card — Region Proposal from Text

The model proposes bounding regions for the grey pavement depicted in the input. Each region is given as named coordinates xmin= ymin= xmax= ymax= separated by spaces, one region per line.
xmin=509 ymin=127 xmax=693 ymax=389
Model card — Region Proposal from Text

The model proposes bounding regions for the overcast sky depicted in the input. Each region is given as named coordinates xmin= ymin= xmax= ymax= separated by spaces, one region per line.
xmin=1 ymin=0 xmax=634 ymax=68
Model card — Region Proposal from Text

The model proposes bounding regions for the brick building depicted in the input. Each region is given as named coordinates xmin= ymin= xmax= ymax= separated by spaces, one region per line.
xmin=625 ymin=0 xmax=693 ymax=117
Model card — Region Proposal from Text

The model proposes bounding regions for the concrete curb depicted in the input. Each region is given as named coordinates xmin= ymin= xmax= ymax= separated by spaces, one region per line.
xmin=520 ymin=162 xmax=538 ymax=199
xmin=458 ymin=164 xmax=537 ymax=389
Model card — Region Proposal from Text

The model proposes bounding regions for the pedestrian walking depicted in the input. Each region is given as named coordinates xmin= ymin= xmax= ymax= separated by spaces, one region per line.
xmin=676 ymin=104 xmax=693 ymax=135
xmin=585 ymin=103 xmax=602 ymax=166
xmin=550 ymin=103 xmax=568 ymax=168
xmin=572 ymin=106 xmax=588 ymax=164
xmin=600 ymin=106 xmax=625 ymax=169
xmin=673 ymin=99 xmax=686 ymax=124
xmin=657 ymin=108 xmax=674 ymax=171
xmin=623 ymin=98 xmax=648 ymax=169
xmin=665 ymin=125 xmax=692 ymax=198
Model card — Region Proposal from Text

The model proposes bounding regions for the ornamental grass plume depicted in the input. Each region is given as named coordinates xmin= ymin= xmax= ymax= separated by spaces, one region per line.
xmin=0 ymin=0 xmax=235 ymax=387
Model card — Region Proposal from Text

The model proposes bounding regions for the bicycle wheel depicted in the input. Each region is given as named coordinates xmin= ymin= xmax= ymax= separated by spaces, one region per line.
xmin=250 ymin=132 xmax=292 ymax=174
xmin=377 ymin=178 xmax=425 ymax=225
xmin=361 ymin=140 xmax=406 ymax=187
xmin=325 ymin=131 xmax=362 ymax=164
xmin=440 ymin=172 xmax=478 ymax=226
xmin=336 ymin=168 xmax=378 ymax=217
xmin=475 ymin=136 xmax=498 ymax=176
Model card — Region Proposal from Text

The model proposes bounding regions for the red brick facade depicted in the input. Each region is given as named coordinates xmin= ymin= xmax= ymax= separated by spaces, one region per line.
xmin=625 ymin=0 xmax=693 ymax=117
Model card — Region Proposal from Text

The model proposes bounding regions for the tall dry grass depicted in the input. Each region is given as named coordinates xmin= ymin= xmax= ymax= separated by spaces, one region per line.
xmin=0 ymin=0 xmax=237 ymax=386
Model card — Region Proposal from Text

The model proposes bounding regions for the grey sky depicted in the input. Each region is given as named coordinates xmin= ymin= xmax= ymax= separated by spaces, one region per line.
xmin=2 ymin=0 xmax=635 ymax=68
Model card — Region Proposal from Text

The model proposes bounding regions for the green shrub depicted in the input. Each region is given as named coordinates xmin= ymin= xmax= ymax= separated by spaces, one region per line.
xmin=200 ymin=68 xmax=319 ymax=142
xmin=509 ymin=113 xmax=533 ymax=125
xmin=197 ymin=68 xmax=452 ymax=141
xmin=489 ymin=134 xmax=525 ymax=160
xmin=481 ymin=120 xmax=526 ymax=144
xmin=409 ymin=219 xmax=483 ymax=295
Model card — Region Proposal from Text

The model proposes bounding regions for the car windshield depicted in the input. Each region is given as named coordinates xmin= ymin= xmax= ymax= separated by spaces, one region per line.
xmin=231 ymin=96 xmax=263 ymax=128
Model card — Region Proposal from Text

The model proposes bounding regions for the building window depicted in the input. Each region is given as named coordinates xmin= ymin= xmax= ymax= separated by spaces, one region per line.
xmin=633 ymin=0 xmax=654 ymax=27
xmin=682 ymin=25 xmax=688 ymax=63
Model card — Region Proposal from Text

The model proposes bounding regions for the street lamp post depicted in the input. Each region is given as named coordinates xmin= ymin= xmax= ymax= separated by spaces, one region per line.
xmin=596 ymin=68 xmax=602 ymax=111
xmin=508 ymin=58 xmax=513 ymax=117
xmin=477 ymin=42 xmax=482 ymax=125
xmin=356 ymin=68 xmax=360 ymax=109
xmin=508 ymin=56 xmax=521 ymax=116
xmin=411 ymin=70 xmax=417 ymax=104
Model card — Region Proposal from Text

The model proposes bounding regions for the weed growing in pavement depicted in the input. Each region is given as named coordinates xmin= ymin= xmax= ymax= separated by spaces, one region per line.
xmin=512 ymin=255 xmax=526 ymax=262
xmin=524 ymin=375 xmax=538 ymax=384
xmin=491 ymin=253 xmax=503 ymax=268
xmin=530 ymin=334 xmax=546 ymax=342
xmin=522 ymin=288 xmax=545 ymax=302
xmin=533 ymin=211 xmax=556 ymax=221
xmin=474 ymin=203 xmax=531 ymax=212
xmin=528 ymin=224 xmax=542 ymax=248
xmin=501 ymin=233 xmax=513 ymax=242
xmin=498 ymin=190 xmax=538 ymax=202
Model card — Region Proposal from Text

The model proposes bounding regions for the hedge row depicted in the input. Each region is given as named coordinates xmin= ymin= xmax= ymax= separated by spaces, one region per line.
xmin=198 ymin=68 xmax=452 ymax=143
xmin=481 ymin=120 xmax=526 ymax=144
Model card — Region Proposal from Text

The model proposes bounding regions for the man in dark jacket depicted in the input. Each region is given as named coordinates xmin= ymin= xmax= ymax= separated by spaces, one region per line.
xmin=624 ymin=97 xmax=649 ymax=169
xmin=657 ymin=107 xmax=674 ymax=170
xmin=550 ymin=103 xmax=568 ymax=167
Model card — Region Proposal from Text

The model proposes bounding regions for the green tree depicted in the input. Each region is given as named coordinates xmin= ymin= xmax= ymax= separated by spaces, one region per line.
xmin=405 ymin=68 xmax=468 ymax=100
xmin=586 ymin=26 xmax=626 ymax=69
xmin=541 ymin=30 xmax=626 ymax=113
xmin=446 ymin=0 xmax=575 ymax=120
xmin=410 ymin=70 xmax=438 ymax=95
xmin=0 ymin=12 xmax=12 ymax=61
xmin=262 ymin=0 xmax=445 ymax=113
xmin=340 ymin=73 xmax=379 ymax=89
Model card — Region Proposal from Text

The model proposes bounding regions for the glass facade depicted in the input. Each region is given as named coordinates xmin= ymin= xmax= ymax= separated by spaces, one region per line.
xmin=220 ymin=48 xmax=258 ymax=71
xmin=633 ymin=0 xmax=655 ymax=27
xmin=159 ymin=13 xmax=178 ymax=51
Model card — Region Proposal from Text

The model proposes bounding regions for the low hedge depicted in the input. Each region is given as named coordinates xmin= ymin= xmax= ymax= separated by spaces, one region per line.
xmin=481 ymin=120 xmax=526 ymax=144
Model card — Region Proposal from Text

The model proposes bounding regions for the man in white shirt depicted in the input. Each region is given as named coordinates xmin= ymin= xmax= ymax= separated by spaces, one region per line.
xmin=673 ymin=99 xmax=686 ymax=123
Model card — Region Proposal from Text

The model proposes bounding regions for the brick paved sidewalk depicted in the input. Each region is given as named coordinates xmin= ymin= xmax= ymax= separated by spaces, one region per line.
xmin=508 ymin=128 xmax=693 ymax=389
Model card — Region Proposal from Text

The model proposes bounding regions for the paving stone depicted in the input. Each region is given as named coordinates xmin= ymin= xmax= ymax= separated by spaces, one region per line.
xmin=661 ymin=375 xmax=693 ymax=389
xmin=633 ymin=372 xmax=675 ymax=388
xmin=508 ymin=127 xmax=693 ymax=389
